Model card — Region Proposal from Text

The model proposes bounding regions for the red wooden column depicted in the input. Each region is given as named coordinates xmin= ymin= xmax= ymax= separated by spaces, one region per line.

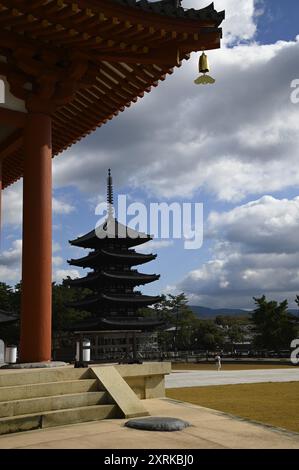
xmin=20 ymin=113 xmax=52 ymax=363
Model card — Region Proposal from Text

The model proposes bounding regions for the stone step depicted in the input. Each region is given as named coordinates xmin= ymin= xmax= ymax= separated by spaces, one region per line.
xmin=0 ymin=379 xmax=100 ymax=402
xmin=0 ymin=404 xmax=120 ymax=435
xmin=0 ymin=391 xmax=111 ymax=418
xmin=92 ymin=366 xmax=149 ymax=418
xmin=0 ymin=367 xmax=93 ymax=387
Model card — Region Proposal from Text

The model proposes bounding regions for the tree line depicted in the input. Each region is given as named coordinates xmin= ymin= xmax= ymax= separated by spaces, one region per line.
xmin=0 ymin=282 xmax=298 ymax=351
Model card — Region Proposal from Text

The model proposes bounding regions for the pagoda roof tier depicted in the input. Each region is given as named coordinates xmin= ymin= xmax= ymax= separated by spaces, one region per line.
xmin=68 ymin=248 xmax=156 ymax=267
xmin=66 ymin=269 xmax=160 ymax=287
xmin=70 ymin=292 xmax=160 ymax=309
xmin=69 ymin=217 xmax=152 ymax=249
xmin=101 ymin=292 xmax=160 ymax=304
xmin=67 ymin=316 xmax=164 ymax=331
xmin=1 ymin=1 xmax=224 ymax=189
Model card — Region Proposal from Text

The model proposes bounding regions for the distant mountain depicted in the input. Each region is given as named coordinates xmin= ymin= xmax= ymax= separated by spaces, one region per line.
xmin=189 ymin=305 xmax=251 ymax=318
xmin=189 ymin=305 xmax=250 ymax=319
xmin=189 ymin=305 xmax=299 ymax=319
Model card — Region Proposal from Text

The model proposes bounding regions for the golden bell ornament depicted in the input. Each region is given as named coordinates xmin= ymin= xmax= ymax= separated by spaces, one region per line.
xmin=194 ymin=52 xmax=215 ymax=85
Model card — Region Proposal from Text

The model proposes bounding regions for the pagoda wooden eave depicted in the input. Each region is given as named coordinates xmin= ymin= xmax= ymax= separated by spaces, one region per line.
xmin=101 ymin=292 xmax=160 ymax=303
xmin=68 ymin=317 xmax=163 ymax=331
xmin=68 ymin=247 xmax=156 ymax=267
xmin=71 ymin=292 xmax=161 ymax=309
xmin=0 ymin=0 xmax=224 ymax=189
xmin=66 ymin=269 xmax=160 ymax=286
xmin=69 ymin=219 xmax=152 ymax=248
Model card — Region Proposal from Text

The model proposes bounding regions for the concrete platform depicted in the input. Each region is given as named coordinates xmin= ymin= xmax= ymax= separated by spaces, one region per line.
xmin=0 ymin=398 xmax=298 ymax=449
xmin=0 ymin=362 xmax=170 ymax=435
xmin=166 ymin=368 xmax=299 ymax=388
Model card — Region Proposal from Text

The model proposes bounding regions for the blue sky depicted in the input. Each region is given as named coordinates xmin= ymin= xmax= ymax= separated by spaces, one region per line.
xmin=255 ymin=0 xmax=299 ymax=44
xmin=2 ymin=0 xmax=299 ymax=309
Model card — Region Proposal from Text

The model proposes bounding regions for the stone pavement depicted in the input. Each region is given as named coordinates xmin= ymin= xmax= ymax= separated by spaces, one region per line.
xmin=166 ymin=368 xmax=299 ymax=388
xmin=0 ymin=398 xmax=298 ymax=449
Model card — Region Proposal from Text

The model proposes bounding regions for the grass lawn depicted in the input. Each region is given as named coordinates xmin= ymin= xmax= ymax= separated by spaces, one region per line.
xmin=166 ymin=382 xmax=299 ymax=433
xmin=172 ymin=363 xmax=295 ymax=371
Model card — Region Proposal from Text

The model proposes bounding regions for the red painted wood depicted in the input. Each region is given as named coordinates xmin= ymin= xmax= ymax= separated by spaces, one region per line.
xmin=20 ymin=113 xmax=52 ymax=363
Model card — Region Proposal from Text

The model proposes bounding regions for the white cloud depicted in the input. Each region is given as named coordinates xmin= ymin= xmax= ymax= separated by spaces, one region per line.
xmin=138 ymin=240 xmax=174 ymax=253
xmin=0 ymin=240 xmax=22 ymax=284
xmin=54 ymin=269 xmax=80 ymax=284
xmin=52 ymin=242 xmax=61 ymax=253
xmin=0 ymin=239 xmax=22 ymax=267
xmin=52 ymin=198 xmax=75 ymax=215
xmin=0 ymin=265 xmax=20 ymax=285
xmin=207 ymin=195 xmax=299 ymax=254
xmin=171 ymin=196 xmax=299 ymax=308
xmin=184 ymin=0 xmax=257 ymax=45
xmin=53 ymin=35 xmax=299 ymax=202
xmin=0 ymin=239 xmax=66 ymax=284
xmin=2 ymin=181 xmax=75 ymax=227
xmin=2 ymin=181 xmax=22 ymax=226
xmin=52 ymin=256 xmax=63 ymax=267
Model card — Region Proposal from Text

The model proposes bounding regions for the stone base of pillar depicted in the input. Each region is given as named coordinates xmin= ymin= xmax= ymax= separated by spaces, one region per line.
xmin=0 ymin=361 xmax=68 ymax=369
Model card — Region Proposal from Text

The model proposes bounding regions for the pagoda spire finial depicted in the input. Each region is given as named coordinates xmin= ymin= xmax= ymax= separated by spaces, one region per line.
xmin=107 ymin=168 xmax=114 ymax=218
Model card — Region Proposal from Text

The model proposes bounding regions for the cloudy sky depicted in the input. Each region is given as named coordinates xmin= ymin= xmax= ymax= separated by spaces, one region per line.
xmin=1 ymin=0 xmax=299 ymax=309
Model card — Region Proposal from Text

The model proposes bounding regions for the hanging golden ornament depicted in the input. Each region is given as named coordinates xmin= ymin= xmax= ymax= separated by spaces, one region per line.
xmin=194 ymin=52 xmax=215 ymax=85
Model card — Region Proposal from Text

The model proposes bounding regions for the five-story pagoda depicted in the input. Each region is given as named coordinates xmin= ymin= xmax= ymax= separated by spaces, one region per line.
xmin=66 ymin=170 xmax=161 ymax=331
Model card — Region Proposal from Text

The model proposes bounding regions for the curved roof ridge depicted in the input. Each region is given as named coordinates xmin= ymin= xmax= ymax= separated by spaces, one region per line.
xmin=114 ymin=0 xmax=225 ymax=24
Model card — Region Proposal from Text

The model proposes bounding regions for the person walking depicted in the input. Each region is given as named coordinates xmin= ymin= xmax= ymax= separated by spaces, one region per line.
xmin=215 ymin=353 xmax=221 ymax=371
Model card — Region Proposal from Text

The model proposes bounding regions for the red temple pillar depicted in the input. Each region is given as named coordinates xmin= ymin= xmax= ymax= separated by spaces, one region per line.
xmin=20 ymin=113 xmax=52 ymax=363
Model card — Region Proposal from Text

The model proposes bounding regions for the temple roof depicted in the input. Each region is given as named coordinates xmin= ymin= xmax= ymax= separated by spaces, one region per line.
xmin=70 ymin=171 xmax=153 ymax=248
xmin=67 ymin=316 xmax=164 ymax=331
xmin=1 ymin=1 xmax=224 ymax=188
xmin=70 ymin=217 xmax=152 ymax=248
xmin=70 ymin=292 xmax=161 ymax=308
xmin=102 ymin=292 xmax=160 ymax=303
xmin=115 ymin=1 xmax=224 ymax=24
xmin=68 ymin=248 xmax=156 ymax=267
xmin=67 ymin=269 xmax=160 ymax=286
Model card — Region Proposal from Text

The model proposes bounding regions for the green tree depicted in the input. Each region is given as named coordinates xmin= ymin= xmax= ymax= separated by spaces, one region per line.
xmin=144 ymin=293 xmax=197 ymax=351
xmin=215 ymin=315 xmax=247 ymax=350
xmin=192 ymin=319 xmax=225 ymax=350
xmin=0 ymin=282 xmax=14 ymax=312
xmin=11 ymin=282 xmax=22 ymax=315
xmin=251 ymin=296 xmax=298 ymax=351
xmin=165 ymin=294 xmax=197 ymax=350
xmin=227 ymin=323 xmax=245 ymax=344
xmin=0 ymin=283 xmax=20 ymax=344
xmin=52 ymin=281 xmax=91 ymax=331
